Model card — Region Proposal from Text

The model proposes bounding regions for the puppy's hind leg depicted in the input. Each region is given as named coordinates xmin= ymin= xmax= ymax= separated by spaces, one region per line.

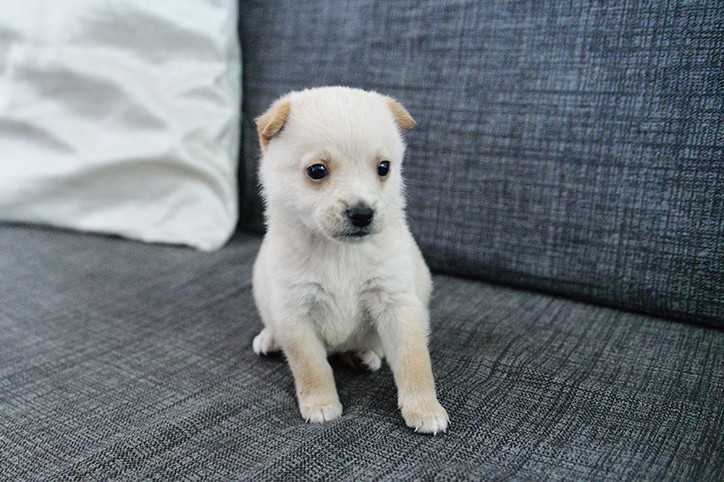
xmin=339 ymin=350 xmax=383 ymax=372
xmin=252 ymin=328 xmax=281 ymax=356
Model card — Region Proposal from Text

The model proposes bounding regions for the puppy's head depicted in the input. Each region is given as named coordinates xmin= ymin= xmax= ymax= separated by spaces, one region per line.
xmin=256 ymin=87 xmax=416 ymax=243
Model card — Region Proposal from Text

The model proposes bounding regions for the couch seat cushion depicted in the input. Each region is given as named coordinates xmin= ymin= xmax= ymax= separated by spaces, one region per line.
xmin=1 ymin=225 xmax=721 ymax=480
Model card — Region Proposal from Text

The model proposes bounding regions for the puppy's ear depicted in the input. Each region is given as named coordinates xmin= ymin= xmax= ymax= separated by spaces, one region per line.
xmin=256 ymin=99 xmax=291 ymax=148
xmin=387 ymin=98 xmax=416 ymax=132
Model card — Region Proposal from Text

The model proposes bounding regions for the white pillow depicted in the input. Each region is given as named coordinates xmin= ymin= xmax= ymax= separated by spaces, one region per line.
xmin=0 ymin=1 xmax=240 ymax=251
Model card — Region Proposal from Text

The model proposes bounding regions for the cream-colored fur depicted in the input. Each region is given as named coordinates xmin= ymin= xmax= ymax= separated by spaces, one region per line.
xmin=252 ymin=86 xmax=448 ymax=434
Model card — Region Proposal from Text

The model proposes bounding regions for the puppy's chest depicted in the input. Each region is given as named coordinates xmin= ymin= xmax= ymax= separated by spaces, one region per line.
xmin=294 ymin=261 xmax=379 ymax=349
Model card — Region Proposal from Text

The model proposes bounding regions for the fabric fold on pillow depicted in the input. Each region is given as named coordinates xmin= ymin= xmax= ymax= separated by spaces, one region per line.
xmin=0 ymin=1 xmax=241 ymax=251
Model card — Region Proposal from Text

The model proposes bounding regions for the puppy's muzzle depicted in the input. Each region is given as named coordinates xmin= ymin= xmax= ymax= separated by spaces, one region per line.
xmin=346 ymin=206 xmax=374 ymax=228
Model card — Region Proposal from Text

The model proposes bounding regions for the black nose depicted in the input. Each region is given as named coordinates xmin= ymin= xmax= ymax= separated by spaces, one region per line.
xmin=347 ymin=206 xmax=374 ymax=228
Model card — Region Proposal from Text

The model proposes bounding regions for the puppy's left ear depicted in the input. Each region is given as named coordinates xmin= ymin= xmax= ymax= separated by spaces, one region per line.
xmin=387 ymin=98 xmax=416 ymax=132
xmin=256 ymin=99 xmax=291 ymax=148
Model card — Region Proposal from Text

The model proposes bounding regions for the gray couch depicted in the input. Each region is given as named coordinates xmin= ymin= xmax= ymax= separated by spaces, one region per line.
xmin=3 ymin=1 xmax=722 ymax=480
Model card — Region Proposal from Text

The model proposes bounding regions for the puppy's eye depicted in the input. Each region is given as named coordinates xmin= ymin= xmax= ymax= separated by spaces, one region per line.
xmin=306 ymin=164 xmax=328 ymax=180
xmin=377 ymin=160 xmax=390 ymax=177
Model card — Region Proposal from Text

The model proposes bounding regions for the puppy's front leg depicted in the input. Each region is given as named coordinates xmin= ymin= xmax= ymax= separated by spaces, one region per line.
xmin=279 ymin=324 xmax=342 ymax=423
xmin=374 ymin=295 xmax=449 ymax=434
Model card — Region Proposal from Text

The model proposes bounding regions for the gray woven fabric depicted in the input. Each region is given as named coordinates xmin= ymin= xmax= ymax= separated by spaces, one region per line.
xmin=2 ymin=225 xmax=722 ymax=480
xmin=238 ymin=0 xmax=723 ymax=325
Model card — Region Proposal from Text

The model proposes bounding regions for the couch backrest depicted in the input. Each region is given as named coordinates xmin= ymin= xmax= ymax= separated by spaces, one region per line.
xmin=238 ymin=1 xmax=723 ymax=326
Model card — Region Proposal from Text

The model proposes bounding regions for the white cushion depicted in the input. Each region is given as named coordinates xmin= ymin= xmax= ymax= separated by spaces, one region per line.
xmin=0 ymin=1 xmax=240 ymax=251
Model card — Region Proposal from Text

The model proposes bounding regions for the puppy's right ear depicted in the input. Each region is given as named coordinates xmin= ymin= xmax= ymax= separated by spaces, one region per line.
xmin=256 ymin=99 xmax=291 ymax=148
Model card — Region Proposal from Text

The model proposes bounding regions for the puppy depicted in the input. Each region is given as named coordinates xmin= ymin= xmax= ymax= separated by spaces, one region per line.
xmin=251 ymin=86 xmax=448 ymax=434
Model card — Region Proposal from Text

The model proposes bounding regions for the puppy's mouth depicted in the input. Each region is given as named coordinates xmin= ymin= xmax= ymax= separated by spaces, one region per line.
xmin=334 ymin=228 xmax=375 ymax=242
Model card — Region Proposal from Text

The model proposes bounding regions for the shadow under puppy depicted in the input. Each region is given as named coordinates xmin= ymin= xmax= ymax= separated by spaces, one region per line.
xmin=252 ymin=86 xmax=449 ymax=435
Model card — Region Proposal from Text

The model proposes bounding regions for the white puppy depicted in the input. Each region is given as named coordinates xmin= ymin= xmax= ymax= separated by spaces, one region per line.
xmin=252 ymin=86 xmax=448 ymax=434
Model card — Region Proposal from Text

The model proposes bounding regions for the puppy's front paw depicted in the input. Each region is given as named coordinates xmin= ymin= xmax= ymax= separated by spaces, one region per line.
xmin=299 ymin=399 xmax=343 ymax=423
xmin=401 ymin=397 xmax=449 ymax=435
